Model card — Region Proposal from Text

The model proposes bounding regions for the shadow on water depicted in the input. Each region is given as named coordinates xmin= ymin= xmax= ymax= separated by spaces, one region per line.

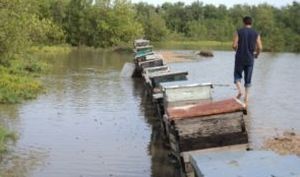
xmin=132 ymin=78 xmax=181 ymax=177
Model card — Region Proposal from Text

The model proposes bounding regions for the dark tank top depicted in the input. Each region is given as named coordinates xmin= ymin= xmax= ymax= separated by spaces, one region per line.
xmin=235 ymin=27 xmax=258 ymax=66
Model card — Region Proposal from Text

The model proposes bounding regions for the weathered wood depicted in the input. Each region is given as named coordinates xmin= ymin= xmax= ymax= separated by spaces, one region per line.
xmin=182 ymin=144 xmax=249 ymax=175
xmin=134 ymin=39 xmax=149 ymax=47
xmin=173 ymin=112 xmax=244 ymax=136
xmin=178 ymin=132 xmax=248 ymax=152
xmin=144 ymin=65 xmax=169 ymax=75
xmin=166 ymin=98 xmax=245 ymax=120
xmin=149 ymin=71 xmax=188 ymax=88
xmin=134 ymin=51 xmax=154 ymax=62
xmin=134 ymin=59 xmax=164 ymax=78
xmin=135 ymin=45 xmax=152 ymax=52
xmin=143 ymin=66 xmax=169 ymax=86
xmin=135 ymin=53 xmax=163 ymax=64
xmin=191 ymin=150 xmax=300 ymax=177
xmin=164 ymin=111 xmax=248 ymax=150
xmin=163 ymin=83 xmax=213 ymax=108
xmin=145 ymin=54 xmax=164 ymax=61
xmin=139 ymin=59 xmax=164 ymax=70
xmin=135 ymin=47 xmax=153 ymax=56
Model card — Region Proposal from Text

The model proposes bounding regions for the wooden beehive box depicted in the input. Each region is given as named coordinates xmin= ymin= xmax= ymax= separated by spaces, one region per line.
xmin=149 ymin=71 xmax=188 ymax=89
xmin=133 ymin=58 xmax=164 ymax=77
xmin=134 ymin=39 xmax=150 ymax=47
xmin=134 ymin=45 xmax=153 ymax=55
xmin=143 ymin=66 xmax=170 ymax=95
xmin=163 ymin=83 xmax=213 ymax=108
xmin=158 ymin=83 xmax=213 ymax=134
xmin=164 ymin=98 xmax=248 ymax=175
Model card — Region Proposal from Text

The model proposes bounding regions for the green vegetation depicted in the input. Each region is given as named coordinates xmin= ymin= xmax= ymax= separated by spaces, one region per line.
xmin=0 ymin=126 xmax=16 ymax=154
xmin=135 ymin=1 xmax=300 ymax=52
xmin=0 ymin=58 xmax=45 ymax=104
xmin=0 ymin=0 xmax=299 ymax=103
xmin=30 ymin=45 xmax=72 ymax=55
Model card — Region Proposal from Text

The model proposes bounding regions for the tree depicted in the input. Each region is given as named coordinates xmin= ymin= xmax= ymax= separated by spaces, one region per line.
xmin=135 ymin=2 xmax=168 ymax=41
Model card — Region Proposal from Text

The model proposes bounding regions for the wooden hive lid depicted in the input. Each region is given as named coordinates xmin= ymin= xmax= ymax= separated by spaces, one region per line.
xmin=166 ymin=98 xmax=245 ymax=120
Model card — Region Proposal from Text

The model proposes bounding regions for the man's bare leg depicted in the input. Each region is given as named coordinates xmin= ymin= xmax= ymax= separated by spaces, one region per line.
xmin=235 ymin=81 xmax=243 ymax=99
xmin=244 ymin=87 xmax=249 ymax=107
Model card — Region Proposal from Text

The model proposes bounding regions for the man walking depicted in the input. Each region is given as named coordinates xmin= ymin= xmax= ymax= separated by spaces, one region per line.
xmin=232 ymin=16 xmax=262 ymax=107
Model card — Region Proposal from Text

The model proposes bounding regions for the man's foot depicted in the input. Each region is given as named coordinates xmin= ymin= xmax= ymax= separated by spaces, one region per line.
xmin=236 ymin=92 xmax=242 ymax=99
xmin=244 ymin=97 xmax=248 ymax=108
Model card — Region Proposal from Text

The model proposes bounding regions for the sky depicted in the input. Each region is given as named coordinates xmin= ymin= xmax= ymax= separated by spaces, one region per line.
xmin=130 ymin=0 xmax=297 ymax=7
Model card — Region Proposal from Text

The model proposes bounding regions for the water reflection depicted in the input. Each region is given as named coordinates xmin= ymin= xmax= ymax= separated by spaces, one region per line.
xmin=132 ymin=79 xmax=180 ymax=177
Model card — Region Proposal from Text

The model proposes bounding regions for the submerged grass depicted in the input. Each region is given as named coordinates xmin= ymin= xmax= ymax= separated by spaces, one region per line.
xmin=1 ymin=45 xmax=74 ymax=104
xmin=0 ymin=57 xmax=47 ymax=104
xmin=0 ymin=126 xmax=17 ymax=155
xmin=0 ymin=72 xmax=43 ymax=104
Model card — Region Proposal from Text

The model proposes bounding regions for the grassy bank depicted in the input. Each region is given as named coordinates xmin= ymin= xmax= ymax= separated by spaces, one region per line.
xmin=0 ymin=45 xmax=72 ymax=104
xmin=0 ymin=59 xmax=45 ymax=104
xmin=0 ymin=126 xmax=16 ymax=155
xmin=153 ymin=40 xmax=232 ymax=50
xmin=30 ymin=45 xmax=72 ymax=55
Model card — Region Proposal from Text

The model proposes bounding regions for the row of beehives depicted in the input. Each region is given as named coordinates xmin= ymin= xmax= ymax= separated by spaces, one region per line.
xmin=132 ymin=39 xmax=249 ymax=177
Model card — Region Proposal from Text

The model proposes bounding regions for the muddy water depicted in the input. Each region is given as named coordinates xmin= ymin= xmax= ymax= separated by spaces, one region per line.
xmin=0 ymin=49 xmax=300 ymax=177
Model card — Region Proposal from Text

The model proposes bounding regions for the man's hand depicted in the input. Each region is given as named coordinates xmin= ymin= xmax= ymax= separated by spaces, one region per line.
xmin=232 ymin=32 xmax=238 ymax=51
xmin=255 ymin=35 xmax=262 ymax=59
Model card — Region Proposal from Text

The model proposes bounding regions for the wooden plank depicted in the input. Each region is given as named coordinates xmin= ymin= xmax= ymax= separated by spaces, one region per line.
xmin=191 ymin=150 xmax=300 ymax=177
xmin=174 ymin=112 xmax=244 ymax=137
xmin=134 ymin=51 xmax=154 ymax=61
xmin=143 ymin=66 xmax=170 ymax=86
xmin=145 ymin=54 xmax=164 ymax=61
xmin=150 ymin=71 xmax=188 ymax=88
xmin=135 ymin=49 xmax=153 ymax=56
xmin=134 ymin=39 xmax=149 ymax=47
xmin=164 ymin=83 xmax=212 ymax=102
xmin=183 ymin=144 xmax=249 ymax=163
xmin=163 ymin=83 xmax=213 ymax=108
xmin=144 ymin=65 xmax=169 ymax=75
xmin=135 ymin=45 xmax=153 ymax=51
xmin=138 ymin=59 xmax=164 ymax=70
xmin=181 ymin=144 xmax=249 ymax=175
xmin=178 ymin=131 xmax=248 ymax=152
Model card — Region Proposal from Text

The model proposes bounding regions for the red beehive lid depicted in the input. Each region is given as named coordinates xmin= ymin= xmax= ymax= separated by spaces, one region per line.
xmin=166 ymin=98 xmax=245 ymax=120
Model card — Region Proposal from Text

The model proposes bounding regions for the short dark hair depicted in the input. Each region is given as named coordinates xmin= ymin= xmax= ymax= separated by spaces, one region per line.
xmin=243 ymin=16 xmax=252 ymax=25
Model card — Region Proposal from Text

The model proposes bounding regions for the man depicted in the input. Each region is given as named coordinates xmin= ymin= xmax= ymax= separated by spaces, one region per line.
xmin=232 ymin=16 xmax=262 ymax=107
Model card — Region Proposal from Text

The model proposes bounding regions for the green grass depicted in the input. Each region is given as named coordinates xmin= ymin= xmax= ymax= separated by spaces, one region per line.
xmin=0 ymin=45 xmax=74 ymax=104
xmin=0 ymin=126 xmax=16 ymax=154
xmin=0 ymin=58 xmax=46 ymax=104
xmin=30 ymin=45 xmax=72 ymax=55
xmin=153 ymin=40 xmax=232 ymax=50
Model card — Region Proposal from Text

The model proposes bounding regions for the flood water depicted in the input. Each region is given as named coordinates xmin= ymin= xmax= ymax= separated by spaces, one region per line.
xmin=0 ymin=49 xmax=299 ymax=177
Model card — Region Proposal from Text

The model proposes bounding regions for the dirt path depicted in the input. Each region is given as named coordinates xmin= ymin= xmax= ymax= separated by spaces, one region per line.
xmin=264 ymin=132 xmax=300 ymax=155
xmin=157 ymin=51 xmax=193 ymax=63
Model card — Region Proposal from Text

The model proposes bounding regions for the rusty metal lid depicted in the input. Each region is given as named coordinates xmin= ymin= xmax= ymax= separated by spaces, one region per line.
xmin=166 ymin=98 xmax=245 ymax=120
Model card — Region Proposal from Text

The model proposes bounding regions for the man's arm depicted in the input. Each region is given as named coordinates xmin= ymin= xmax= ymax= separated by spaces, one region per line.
xmin=232 ymin=32 xmax=238 ymax=51
xmin=255 ymin=35 xmax=263 ymax=58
